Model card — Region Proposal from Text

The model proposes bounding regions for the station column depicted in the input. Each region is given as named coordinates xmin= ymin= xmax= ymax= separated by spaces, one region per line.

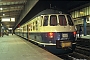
xmin=83 ymin=17 xmax=87 ymax=36
xmin=0 ymin=19 xmax=1 ymax=37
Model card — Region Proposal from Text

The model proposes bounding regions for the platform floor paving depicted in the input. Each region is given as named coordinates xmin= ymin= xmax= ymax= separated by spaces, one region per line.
xmin=0 ymin=34 xmax=62 ymax=60
xmin=77 ymin=34 xmax=90 ymax=39
xmin=81 ymin=35 xmax=90 ymax=39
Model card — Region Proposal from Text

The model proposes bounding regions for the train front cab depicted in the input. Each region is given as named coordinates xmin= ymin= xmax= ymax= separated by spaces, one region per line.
xmin=40 ymin=14 xmax=76 ymax=54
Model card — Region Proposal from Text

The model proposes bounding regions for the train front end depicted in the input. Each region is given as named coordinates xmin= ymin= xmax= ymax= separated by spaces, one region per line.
xmin=42 ymin=14 xmax=76 ymax=54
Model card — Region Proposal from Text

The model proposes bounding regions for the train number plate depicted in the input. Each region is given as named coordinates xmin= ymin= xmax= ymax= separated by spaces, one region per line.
xmin=61 ymin=42 xmax=71 ymax=48
xmin=62 ymin=34 xmax=68 ymax=37
xmin=56 ymin=40 xmax=72 ymax=48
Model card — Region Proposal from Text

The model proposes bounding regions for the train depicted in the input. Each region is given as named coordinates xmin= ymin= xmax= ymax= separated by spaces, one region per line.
xmin=15 ymin=9 xmax=77 ymax=54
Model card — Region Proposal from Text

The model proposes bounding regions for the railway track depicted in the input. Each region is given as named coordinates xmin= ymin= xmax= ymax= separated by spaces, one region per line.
xmin=76 ymin=46 xmax=90 ymax=56
xmin=57 ymin=46 xmax=90 ymax=60
xmin=58 ymin=52 xmax=90 ymax=60
xmin=76 ymin=38 xmax=90 ymax=48
xmin=77 ymin=44 xmax=90 ymax=48
xmin=69 ymin=52 xmax=90 ymax=60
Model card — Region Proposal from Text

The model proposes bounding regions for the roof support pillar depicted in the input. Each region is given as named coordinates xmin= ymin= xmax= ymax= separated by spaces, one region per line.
xmin=83 ymin=17 xmax=87 ymax=36
xmin=0 ymin=19 xmax=1 ymax=37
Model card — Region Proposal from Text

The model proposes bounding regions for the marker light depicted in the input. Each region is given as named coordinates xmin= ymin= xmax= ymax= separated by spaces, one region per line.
xmin=48 ymin=32 xmax=54 ymax=38
xmin=73 ymin=31 xmax=76 ymax=35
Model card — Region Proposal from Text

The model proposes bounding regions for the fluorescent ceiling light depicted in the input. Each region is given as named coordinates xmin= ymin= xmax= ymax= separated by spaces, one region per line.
xmin=2 ymin=18 xmax=10 ymax=22
xmin=1 ymin=24 xmax=2 ymax=26
xmin=17 ymin=28 xmax=20 ymax=29
xmin=0 ymin=8 xmax=2 ymax=10
xmin=1 ymin=17 xmax=15 ymax=22
xmin=8 ymin=28 xmax=12 ymax=30
xmin=80 ymin=12 xmax=84 ymax=15
xmin=3 ymin=14 xmax=5 ymax=16
xmin=11 ymin=18 xmax=15 ymax=22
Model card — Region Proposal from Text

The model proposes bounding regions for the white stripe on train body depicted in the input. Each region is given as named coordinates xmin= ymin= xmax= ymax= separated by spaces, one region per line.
xmin=15 ymin=9 xmax=77 ymax=54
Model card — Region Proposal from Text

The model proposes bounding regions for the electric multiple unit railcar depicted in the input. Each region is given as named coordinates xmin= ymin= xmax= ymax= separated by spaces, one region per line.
xmin=15 ymin=9 xmax=76 ymax=54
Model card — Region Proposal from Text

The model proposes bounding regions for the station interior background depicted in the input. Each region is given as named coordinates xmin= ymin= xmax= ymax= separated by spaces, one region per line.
xmin=0 ymin=0 xmax=90 ymax=36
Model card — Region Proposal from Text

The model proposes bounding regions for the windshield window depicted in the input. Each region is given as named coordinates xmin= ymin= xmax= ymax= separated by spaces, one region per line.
xmin=50 ymin=15 xmax=57 ymax=26
xmin=58 ymin=15 xmax=67 ymax=26
xmin=67 ymin=15 xmax=74 ymax=26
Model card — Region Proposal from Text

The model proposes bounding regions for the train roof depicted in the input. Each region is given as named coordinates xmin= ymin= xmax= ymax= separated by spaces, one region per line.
xmin=22 ymin=9 xmax=68 ymax=26
xmin=37 ymin=9 xmax=60 ymax=15
xmin=31 ymin=9 xmax=64 ymax=19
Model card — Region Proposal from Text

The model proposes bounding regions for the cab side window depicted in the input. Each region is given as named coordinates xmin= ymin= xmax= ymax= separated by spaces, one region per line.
xmin=43 ymin=16 xmax=48 ymax=26
xmin=67 ymin=15 xmax=74 ymax=26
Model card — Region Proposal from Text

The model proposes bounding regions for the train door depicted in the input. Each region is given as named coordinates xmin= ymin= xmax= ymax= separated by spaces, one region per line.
xmin=22 ymin=26 xmax=24 ymax=37
xmin=27 ymin=25 xmax=29 ymax=40
xmin=27 ymin=24 xmax=32 ymax=40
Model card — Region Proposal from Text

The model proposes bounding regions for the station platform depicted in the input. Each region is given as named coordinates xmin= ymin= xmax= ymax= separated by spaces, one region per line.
xmin=76 ymin=33 xmax=90 ymax=39
xmin=80 ymin=35 xmax=90 ymax=39
xmin=77 ymin=34 xmax=90 ymax=39
xmin=0 ymin=34 xmax=62 ymax=60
